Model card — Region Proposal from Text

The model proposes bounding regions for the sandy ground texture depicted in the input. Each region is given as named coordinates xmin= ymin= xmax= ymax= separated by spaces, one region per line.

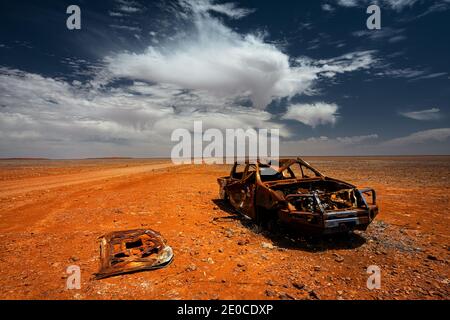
xmin=0 ymin=156 xmax=448 ymax=300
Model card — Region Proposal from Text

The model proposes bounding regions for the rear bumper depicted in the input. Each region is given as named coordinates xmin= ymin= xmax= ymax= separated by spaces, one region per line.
xmin=323 ymin=216 xmax=370 ymax=234
xmin=278 ymin=206 xmax=378 ymax=235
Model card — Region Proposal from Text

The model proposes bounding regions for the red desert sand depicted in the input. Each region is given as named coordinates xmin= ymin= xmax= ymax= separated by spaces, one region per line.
xmin=0 ymin=156 xmax=448 ymax=300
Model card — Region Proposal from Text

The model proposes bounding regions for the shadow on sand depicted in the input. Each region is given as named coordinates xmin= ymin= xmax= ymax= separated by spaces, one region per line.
xmin=212 ymin=199 xmax=366 ymax=253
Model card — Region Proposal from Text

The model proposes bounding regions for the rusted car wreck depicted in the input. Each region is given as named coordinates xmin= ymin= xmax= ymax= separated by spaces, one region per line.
xmin=218 ymin=158 xmax=378 ymax=234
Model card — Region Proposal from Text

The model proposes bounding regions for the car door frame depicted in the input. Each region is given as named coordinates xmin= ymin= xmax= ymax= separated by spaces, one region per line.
xmin=225 ymin=163 xmax=257 ymax=219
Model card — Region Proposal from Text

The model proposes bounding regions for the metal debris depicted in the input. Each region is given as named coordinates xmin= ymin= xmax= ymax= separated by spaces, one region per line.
xmin=94 ymin=228 xmax=173 ymax=280
xmin=218 ymin=157 xmax=379 ymax=234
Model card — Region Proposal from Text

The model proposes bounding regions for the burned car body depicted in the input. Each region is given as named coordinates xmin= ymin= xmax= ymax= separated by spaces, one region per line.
xmin=218 ymin=158 xmax=378 ymax=234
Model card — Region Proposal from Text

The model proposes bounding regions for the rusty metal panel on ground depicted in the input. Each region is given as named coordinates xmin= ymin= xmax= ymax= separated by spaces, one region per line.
xmin=94 ymin=229 xmax=173 ymax=280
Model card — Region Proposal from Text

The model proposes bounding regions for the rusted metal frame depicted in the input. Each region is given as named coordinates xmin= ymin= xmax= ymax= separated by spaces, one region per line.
xmin=94 ymin=229 xmax=173 ymax=280
xmin=221 ymin=158 xmax=379 ymax=234
xmin=358 ymin=187 xmax=376 ymax=205
xmin=283 ymin=191 xmax=326 ymax=224
xmin=275 ymin=158 xmax=324 ymax=179
xmin=296 ymin=158 xmax=325 ymax=178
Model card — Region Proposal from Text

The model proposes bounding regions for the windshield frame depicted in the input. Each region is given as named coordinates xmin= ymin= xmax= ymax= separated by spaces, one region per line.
xmin=255 ymin=159 xmax=324 ymax=183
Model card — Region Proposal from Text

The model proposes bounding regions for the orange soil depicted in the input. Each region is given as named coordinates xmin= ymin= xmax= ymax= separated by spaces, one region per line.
xmin=0 ymin=156 xmax=448 ymax=300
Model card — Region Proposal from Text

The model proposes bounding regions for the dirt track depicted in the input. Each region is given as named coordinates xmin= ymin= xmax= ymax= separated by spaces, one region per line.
xmin=0 ymin=162 xmax=174 ymax=198
xmin=0 ymin=157 xmax=448 ymax=300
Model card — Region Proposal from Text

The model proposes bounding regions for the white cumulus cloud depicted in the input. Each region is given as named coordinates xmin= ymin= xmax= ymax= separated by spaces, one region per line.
xmin=0 ymin=0 xmax=382 ymax=157
xmin=281 ymin=102 xmax=339 ymax=127
xmin=105 ymin=0 xmax=375 ymax=110
xmin=0 ymin=67 xmax=289 ymax=158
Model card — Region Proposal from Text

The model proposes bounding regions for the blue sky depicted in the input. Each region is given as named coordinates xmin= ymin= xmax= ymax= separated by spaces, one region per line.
xmin=0 ymin=0 xmax=449 ymax=157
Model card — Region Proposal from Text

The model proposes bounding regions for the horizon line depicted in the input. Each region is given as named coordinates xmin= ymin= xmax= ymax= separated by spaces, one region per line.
xmin=1 ymin=154 xmax=450 ymax=161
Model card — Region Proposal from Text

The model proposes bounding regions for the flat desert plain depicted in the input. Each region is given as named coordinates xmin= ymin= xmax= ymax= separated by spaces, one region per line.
xmin=0 ymin=156 xmax=449 ymax=300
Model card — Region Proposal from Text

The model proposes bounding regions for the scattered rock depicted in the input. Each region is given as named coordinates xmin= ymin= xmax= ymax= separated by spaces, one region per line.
xmin=334 ymin=255 xmax=344 ymax=263
xmin=73 ymin=293 xmax=83 ymax=300
xmin=261 ymin=242 xmax=274 ymax=249
xmin=313 ymin=265 xmax=321 ymax=272
xmin=309 ymin=290 xmax=320 ymax=300
xmin=266 ymin=280 xmax=274 ymax=286
xmin=218 ymin=248 xmax=224 ymax=253
xmin=427 ymin=254 xmax=438 ymax=261
xmin=237 ymin=239 xmax=249 ymax=246
xmin=279 ymin=292 xmax=296 ymax=300
xmin=292 ymin=282 xmax=305 ymax=290
xmin=265 ymin=290 xmax=276 ymax=297
xmin=186 ymin=264 xmax=197 ymax=272
xmin=225 ymin=229 xmax=234 ymax=238
xmin=69 ymin=256 xmax=79 ymax=262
